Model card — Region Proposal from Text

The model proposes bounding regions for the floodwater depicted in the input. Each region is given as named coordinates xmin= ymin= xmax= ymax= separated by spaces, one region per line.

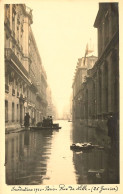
xmin=5 ymin=120 xmax=119 ymax=185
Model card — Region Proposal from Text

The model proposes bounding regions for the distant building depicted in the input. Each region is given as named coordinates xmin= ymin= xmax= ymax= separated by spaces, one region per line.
xmin=72 ymin=45 xmax=98 ymax=121
xmin=5 ymin=4 xmax=47 ymax=130
xmin=46 ymin=86 xmax=58 ymax=119
xmin=81 ymin=3 xmax=119 ymax=123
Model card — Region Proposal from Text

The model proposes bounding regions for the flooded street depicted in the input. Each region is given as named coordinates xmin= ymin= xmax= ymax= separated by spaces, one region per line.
xmin=5 ymin=120 xmax=119 ymax=185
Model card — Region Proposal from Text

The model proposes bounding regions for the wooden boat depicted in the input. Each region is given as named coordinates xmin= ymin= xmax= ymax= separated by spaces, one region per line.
xmin=70 ymin=143 xmax=94 ymax=151
xmin=70 ymin=143 xmax=104 ymax=151
xmin=30 ymin=123 xmax=61 ymax=131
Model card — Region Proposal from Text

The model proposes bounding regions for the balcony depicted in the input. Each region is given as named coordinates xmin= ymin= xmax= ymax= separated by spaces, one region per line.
xmin=30 ymin=75 xmax=38 ymax=92
xmin=12 ymin=89 xmax=15 ymax=96
xmin=5 ymin=48 xmax=29 ymax=78
xmin=36 ymin=92 xmax=42 ymax=101
xmin=5 ymin=84 xmax=9 ymax=93
xmin=19 ymin=93 xmax=27 ymax=102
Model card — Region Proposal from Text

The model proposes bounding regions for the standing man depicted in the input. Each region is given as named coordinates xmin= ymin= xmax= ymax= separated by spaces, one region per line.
xmin=24 ymin=113 xmax=30 ymax=128
xmin=107 ymin=113 xmax=118 ymax=149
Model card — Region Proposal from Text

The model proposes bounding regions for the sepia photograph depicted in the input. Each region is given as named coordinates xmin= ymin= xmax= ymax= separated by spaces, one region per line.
xmin=1 ymin=0 xmax=120 ymax=188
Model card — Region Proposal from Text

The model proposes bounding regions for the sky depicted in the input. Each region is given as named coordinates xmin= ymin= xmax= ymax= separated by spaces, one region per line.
xmin=26 ymin=0 xmax=98 ymax=117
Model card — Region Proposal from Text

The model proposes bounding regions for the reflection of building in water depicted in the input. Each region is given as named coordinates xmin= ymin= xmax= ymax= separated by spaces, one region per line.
xmin=5 ymin=4 xmax=48 ymax=131
xmin=72 ymin=3 xmax=119 ymax=147
xmin=72 ymin=149 xmax=114 ymax=184
xmin=72 ymin=146 xmax=119 ymax=184
xmin=5 ymin=130 xmax=53 ymax=185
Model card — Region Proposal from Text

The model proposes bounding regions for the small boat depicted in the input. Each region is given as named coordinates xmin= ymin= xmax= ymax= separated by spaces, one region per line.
xmin=30 ymin=123 xmax=61 ymax=131
xmin=70 ymin=142 xmax=94 ymax=151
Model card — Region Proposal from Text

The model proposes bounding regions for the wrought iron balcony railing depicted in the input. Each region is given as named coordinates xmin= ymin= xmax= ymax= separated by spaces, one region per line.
xmin=5 ymin=48 xmax=29 ymax=78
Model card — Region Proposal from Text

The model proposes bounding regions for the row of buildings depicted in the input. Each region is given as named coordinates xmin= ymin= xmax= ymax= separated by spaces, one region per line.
xmin=72 ymin=3 xmax=119 ymax=138
xmin=4 ymin=4 xmax=56 ymax=131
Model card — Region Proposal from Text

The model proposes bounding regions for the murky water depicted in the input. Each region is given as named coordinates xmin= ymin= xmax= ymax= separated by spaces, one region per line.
xmin=5 ymin=120 xmax=119 ymax=185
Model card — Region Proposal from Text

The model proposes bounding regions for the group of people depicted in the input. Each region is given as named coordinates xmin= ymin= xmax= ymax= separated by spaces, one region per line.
xmin=24 ymin=113 xmax=53 ymax=128
xmin=42 ymin=116 xmax=53 ymax=127
xmin=24 ymin=112 xmax=119 ymax=149
xmin=24 ymin=112 xmax=35 ymax=128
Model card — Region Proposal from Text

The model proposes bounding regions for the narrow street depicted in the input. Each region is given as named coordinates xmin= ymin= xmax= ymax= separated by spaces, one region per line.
xmin=5 ymin=120 xmax=119 ymax=185
xmin=2 ymin=2 xmax=120 ymax=189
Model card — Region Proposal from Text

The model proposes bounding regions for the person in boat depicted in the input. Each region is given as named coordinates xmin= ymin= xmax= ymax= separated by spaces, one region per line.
xmin=43 ymin=117 xmax=49 ymax=127
xmin=42 ymin=117 xmax=46 ymax=127
xmin=24 ymin=112 xmax=30 ymax=128
xmin=47 ymin=116 xmax=50 ymax=127
xmin=49 ymin=116 xmax=53 ymax=127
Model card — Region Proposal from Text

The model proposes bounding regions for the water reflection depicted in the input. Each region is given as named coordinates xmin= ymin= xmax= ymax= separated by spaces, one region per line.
xmin=72 ymin=121 xmax=119 ymax=184
xmin=5 ymin=120 xmax=119 ymax=184
xmin=5 ymin=130 xmax=53 ymax=185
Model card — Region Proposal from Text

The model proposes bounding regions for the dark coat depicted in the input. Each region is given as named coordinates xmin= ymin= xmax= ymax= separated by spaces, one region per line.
xmin=24 ymin=114 xmax=30 ymax=127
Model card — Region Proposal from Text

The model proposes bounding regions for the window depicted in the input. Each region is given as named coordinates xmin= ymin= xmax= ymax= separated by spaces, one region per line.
xmin=5 ymin=34 xmax=10 ymax=48
xmin=17 ymin=104 xmax=18 ymax=122
xmin=5 ymin=101 xmax=8 ymax=122
xmin=17 ymin=82 xmax=20 ymax=97
xmin=6 ymin=4 xmax=10 ymax=19
xmin=111 ymin=4 xmax=118 ymax=34
xmin=12 ymin=79 xmax=15 ymax=96
xmin=5 ymin=74 xmax=9 ymax=85
xmin=5 ymin=74 xmax=9 ymax=93
xmin=12 ymin=13 xmax=15 ymax=31
xmin=12 ymin=102 xmax=14 ymax=122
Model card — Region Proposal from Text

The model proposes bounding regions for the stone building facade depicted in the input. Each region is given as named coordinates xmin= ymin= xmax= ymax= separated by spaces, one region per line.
xmin=72 ymin=48 xmax=98 ymax=121
xmin=5 ymin=4 xmax=47 ymax=131
xmin=72 ymin=3 xmax=119 ymax=146
xmin=84 ymin=3 xmax=119 ymax=126
xmin=93 ymin=3 xmax=119 ymax=119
